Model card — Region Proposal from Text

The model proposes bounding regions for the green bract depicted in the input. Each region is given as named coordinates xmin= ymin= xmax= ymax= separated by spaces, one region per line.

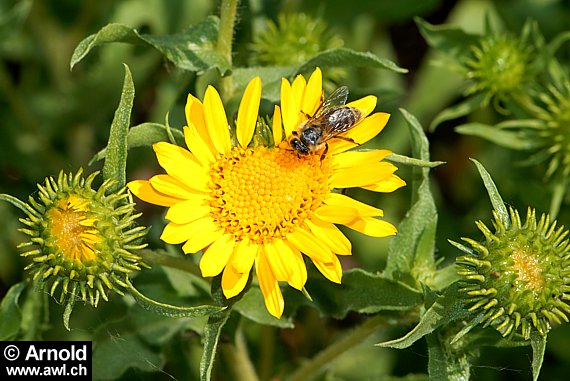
xmin=457 ymin=207 xmax=570 ymax=338
xmin=18 ymin=170 xmax=148 ymax=307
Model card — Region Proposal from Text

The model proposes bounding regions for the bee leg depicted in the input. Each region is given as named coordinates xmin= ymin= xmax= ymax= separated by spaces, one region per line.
xmin=320 ymin=143 xmax=329 ymax=161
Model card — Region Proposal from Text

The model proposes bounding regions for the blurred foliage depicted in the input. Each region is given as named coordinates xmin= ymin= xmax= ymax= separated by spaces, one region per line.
xmin=2 ymin=0 xmax=570 ymax=380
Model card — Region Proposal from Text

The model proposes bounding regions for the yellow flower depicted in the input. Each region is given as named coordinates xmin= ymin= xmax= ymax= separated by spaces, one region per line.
xmin=128 ymin=68 xmax=405 ymax=318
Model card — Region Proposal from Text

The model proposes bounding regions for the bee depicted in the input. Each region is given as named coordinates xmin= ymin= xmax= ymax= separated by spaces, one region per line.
xmin=288 ymin=86 xmax=362 ymax=156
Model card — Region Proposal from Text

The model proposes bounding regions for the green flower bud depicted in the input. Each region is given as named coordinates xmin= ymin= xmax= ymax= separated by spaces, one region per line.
xmin=456 ymin=207 xmax=570 ymax=339
xmin=18 ymin=169 xmax=148 ymax=307
xmin=463 ymin=34 xmax=533 ymax=109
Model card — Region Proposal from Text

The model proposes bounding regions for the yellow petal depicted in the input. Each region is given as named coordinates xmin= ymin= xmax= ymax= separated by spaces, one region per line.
xmin=263 ymin=240 xmax=293 ymax=281
xmin=236 ymin=76 xmax=262 ymax=148
xmin=161 ymin=218 xmax=211 ymax=245
xmin=306 ymin=218 xmax=351 ymax=255
xmin=203 ymin=85 xmax=231 ymax=154
xmin=346 ymin=95 xmax=377 ymax=118
xmin=182 ymin=223 xmax=224 ymax=254
xmin=200 ymin=234 xmax=235 ymax=277
xmin=286 ymin=228 xmax=334 ymax=262
xmin=149 ymin=174 xmax=205 ymax=199
xmin=153 ymin=142 xmax=210 ymax=191
xmin=302 ymin=67 xmax=322 ymax=116
xmin=165 ymin=200 xmax=210 ymax=224
xmin=332 ymin=150 xmax=392 ymax=169
xmin=291 ymin=74 xmax=307 ymax=103
xmin=183 ymin=125 xmax=216 ymax=167
xmin=344 ymin=216 xmax=397 ymax=237
xmin=362 ymin=174 xmax=407 ymax=193
xmin=256 ymin=255 xmax=284 ymax=318
xmin=185 ymin=94 xmax=206 ymax=138
xmin=280 ymin=78 xmax=296 ymax=138
xmin=328 ymin=112 xmax=390 ymax=154
xmin=330 ymin=161 xmax=398 ymax=189
xmin=231 ymin=238 xmax=258 ymax=274
xmin=324 ymin=193 xmax=384 ymax=217
xmin=314 ymin=205 xmax=358 ymax=224
xmin=222 ymin=264 xmax=250 ymax=299
xmin=127 ymin=180 xmax=181 ymax=207
xmin=160 ymin=218 xmax=219 ymax=247
xmin=313 ymin=256 xmax=343 ymax=284
xmin=284 ymin=242 xmax=307 ymax=290
xmin=272 ymin=105 xmax=283 ymax=145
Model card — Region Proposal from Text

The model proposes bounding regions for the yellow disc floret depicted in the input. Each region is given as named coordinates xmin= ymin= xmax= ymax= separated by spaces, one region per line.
xmin=209 ymin=147 xmax=332 ymax=244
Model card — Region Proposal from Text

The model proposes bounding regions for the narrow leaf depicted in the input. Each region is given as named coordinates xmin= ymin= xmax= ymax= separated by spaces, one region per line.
xmin=378 ymin=284 xmax=470 ymax=349
xmin=388 ymin=153 xmax=445 ymax=168
xmin=384 ymin=109 xmax=437 ymax=287
xmin=470 ymin=159 xmax=510 ymax=228
xmin=127 ymin=281 xmax=224 ymax=318
xmin=90 ymin=122 xmax=184 ymax=164
xmin=429 ymin=94 xmax=485 ymax=131
xmin=103 ymin=64 xmax=134 ymax=190
xmin=0 ymin=282 xmax=26 ymax=340
xmin=456 ymin=123 xmax=540 ymax=150
xmin=530 ymin=332 xmax=547 ymax=381
xmin=200 ymin=309 xmax=231 ymax=381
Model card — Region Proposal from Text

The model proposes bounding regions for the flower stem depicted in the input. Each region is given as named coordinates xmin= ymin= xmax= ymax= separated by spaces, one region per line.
xmin=216 ymin=0 xmax=239 ymax=97
xmin=286 ymin=315 xmax=396 ymax=381
xmin=221 ymin=326 xmax=260 ymax=381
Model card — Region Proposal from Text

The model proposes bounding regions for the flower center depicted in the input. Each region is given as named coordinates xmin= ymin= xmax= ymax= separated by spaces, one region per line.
xmin=47 ymin=195 xmax=100 ymax=262
xmin=209 ymin=146 xmax=332 ymax=244
xmin=511 ymin=247 xmax=545 ymax=292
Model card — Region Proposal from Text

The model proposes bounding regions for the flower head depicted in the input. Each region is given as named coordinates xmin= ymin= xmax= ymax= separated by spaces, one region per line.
xmin=463 ymin=33 xmax=533 ymax=109
xmin=456 ymin=207 xmax=570 ymax=339
xmin=18 ymin=170 xmax=148 ymax=307
xmin=129 ymin=68 xmax=405 ymax=318
xmin=526 ymin=81 xmax=570 ymax=179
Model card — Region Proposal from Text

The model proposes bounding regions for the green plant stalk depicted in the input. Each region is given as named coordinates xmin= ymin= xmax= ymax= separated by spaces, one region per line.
xmin=221 ymin=327 xmax=260 ymax=381
xmin=286 ymin=314 xmax=395 ymax=381
xmin=217 ymin=0 xmax=239 ymax=97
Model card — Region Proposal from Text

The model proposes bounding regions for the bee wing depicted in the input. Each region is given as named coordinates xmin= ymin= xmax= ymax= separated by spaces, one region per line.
xmin=320 ymin=107 xmax=364 ymax=141
xmin=321 ymin=86 xmax=349 ymax=109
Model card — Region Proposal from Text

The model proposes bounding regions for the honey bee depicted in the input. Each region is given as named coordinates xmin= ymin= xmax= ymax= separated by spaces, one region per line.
xmin=288 ymin=86 xmax=362 ymax=156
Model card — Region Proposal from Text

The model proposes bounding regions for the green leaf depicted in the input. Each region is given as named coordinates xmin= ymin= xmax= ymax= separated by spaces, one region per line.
xmin=93 ymin=311 xmax=165 ymax=380
xmin=234 ymin=288 xmax=294 ymax=328
xmin=470 ymin=159 xmax=510 ymax=228
xmin=530 ymin=332 xmax=547 ymax=381
xmin=0 ymin=0 xmax=31 ymax=37
xmin=427 ymin=333 xmax=470 ymax=381
xmin=70 ymin=16 xmax=230 ymax=74
xmin=103 ymin=64 xmax=134 ymax=190
xmin=378 ymin=283 xmax=470 ymax=349
xmin=415 ymin=18 xmax=480 ymax=60
xmin=456 ymin=122 xmax=541 ymax=150
xmin=0 ymin=193 xmax=29 ymax=214
xmin=296 ymin=48 xmax=408 ymax=74
xmin=383 ymin=109 xmax=438 ymax=288
xmin=200 ymin=309 xmax=231 ymax=381
xmin=387 ymin=153 xmax=445 ymax=168
xmin=306 ymin=269 xmax=423 ymax=319
xmin=90 ymin=122 xmax=184 ymax=164
xmin=127 ymin=281 xmax=224 ymax=318
xmin=429 ymin=94 xmax=486 ymax=131
xmin=0 ymin=282 xmax=26 ymax=340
